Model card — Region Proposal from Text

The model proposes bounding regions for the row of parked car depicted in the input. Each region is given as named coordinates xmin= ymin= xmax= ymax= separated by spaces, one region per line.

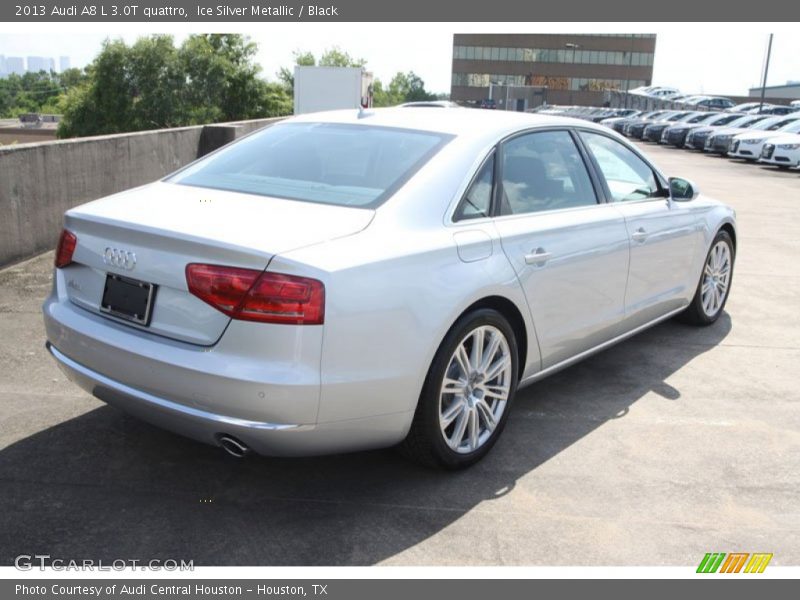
xmin=628 ymin=86 xmax=800 ymax=115
xmin=607 ymin=107 xmax=800 ymax=169
xmin=531 ymin=104 xmax=800 ymax=170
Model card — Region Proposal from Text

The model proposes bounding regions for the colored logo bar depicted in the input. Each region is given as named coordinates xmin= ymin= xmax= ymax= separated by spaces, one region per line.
xmin=697 ymin=553 xmax=773 ymax=573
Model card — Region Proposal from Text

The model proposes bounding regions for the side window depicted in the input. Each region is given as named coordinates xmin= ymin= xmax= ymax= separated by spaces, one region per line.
xmin=580 ymin=131 xmax=662 ymax=202
xmin=499 ymin=130 xmax=597 ymax=216
xmin=454 ymin=153 xmax=494 ymax=221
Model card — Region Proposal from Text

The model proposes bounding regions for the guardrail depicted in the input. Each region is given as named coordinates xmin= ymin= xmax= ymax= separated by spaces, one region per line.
xmin=0 ymin=117 xmax=284 ymax=267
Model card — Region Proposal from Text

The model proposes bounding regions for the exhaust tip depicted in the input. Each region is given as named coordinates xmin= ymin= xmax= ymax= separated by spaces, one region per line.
xmin=218 ymin=434 xmax=250 ymax=458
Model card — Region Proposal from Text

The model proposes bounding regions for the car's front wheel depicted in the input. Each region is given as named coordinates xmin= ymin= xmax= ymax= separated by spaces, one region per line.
xmin=400 ymin=309 xmax=519 ymax=469
xmin=678 ymin=230 xmax=735 ymax=326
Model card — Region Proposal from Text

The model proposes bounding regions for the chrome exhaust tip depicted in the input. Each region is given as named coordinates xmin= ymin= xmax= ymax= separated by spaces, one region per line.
xmin=218 ymin=434 xmax=250 ymax=458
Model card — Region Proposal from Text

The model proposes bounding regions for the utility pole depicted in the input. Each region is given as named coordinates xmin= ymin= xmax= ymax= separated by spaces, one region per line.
xmin=758 ymin=34 xmax=773 ymax=115
xmin=624 ymin=35 xmax=634 ymax=109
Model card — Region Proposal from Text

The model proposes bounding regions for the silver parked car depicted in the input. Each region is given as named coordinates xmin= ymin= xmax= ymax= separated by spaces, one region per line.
xmin=43 ymin=108 xmax=737 ymax=469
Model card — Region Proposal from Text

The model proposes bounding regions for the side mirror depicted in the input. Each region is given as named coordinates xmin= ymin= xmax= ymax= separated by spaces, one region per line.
xmin=669 ymin=177 xmax=699 ymax=201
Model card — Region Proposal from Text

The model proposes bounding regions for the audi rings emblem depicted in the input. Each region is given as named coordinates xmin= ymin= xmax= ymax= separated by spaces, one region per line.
xmin=103 ymin=247 xmax=137 ymax=271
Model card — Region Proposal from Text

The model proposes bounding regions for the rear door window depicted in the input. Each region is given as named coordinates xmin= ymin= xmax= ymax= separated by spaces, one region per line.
xmin=498 ymin=130 xmax=598 ymax=215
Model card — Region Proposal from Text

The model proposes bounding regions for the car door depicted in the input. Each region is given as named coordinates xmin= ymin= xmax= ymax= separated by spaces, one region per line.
xmin=578 ymin=130 xmax=702 ymax=328
xmin=491 ymin=129 xmax=631 ymax=369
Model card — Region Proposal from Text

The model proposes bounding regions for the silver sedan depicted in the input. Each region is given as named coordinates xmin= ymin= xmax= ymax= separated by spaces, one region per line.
xmin=43 ymin=108 xmax=736 ymax=469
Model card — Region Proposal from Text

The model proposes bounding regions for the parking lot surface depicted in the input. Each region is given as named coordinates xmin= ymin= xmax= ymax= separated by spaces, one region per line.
xmin=0 ymin=143 xmax=798 ymax=566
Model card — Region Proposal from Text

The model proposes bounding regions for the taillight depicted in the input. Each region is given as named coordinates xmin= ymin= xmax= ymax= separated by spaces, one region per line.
xmin=185 ymin=264 xmax=324 ymax=325
xmin=55 ymin=229 xmax=77 ymax=268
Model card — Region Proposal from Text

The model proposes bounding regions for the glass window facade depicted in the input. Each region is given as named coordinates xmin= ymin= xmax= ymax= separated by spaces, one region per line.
xmin=451 ymin=72 xmax=648 ymax=91
xmin=453 ymin=45 xmax=655 ymax=67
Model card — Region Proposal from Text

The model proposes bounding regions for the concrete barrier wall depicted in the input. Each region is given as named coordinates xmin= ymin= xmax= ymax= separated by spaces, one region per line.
xmin=0 ymin=117 xmax=283 ymax=267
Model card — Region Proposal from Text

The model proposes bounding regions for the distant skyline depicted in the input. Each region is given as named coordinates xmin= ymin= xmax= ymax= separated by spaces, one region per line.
xmin=0 ymin=54 xmax=72 ymax=75
xmin=1 ymin=25 xmax=798 ymax=96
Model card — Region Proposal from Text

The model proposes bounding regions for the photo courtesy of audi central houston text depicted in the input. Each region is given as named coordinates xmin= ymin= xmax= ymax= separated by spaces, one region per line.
xmin=43 ymin=107 xmax=736 ymax=469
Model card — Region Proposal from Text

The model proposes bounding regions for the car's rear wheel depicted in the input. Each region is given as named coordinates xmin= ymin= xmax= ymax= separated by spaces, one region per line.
xmin=678 ymin=230 xmax=735 ymax=326
xmin=400 ymin=309 xmax=519 ymax=469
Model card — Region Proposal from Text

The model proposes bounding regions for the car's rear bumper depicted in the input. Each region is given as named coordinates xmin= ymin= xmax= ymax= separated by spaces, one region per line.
xmin=43 ymin=275 xmax=411 ymax=456
xmin=47 ymin=342 xmax=308 ymax=449
xmin=46 ymin=339 xmax=410 ymax=457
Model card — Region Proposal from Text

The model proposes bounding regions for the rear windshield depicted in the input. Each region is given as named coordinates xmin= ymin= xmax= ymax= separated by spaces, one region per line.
xmin=167 ymin=122 xmax=452 ymax=208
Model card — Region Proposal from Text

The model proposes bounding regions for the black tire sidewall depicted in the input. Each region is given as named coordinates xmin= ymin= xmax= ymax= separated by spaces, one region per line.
xmin=418 ymin=308 xmax=519 ymax=469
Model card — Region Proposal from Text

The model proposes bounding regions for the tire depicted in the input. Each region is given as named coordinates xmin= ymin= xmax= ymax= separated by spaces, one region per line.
xmin=678 ymin=230 xmax=735 ymax=326
xmin=399 ymin=308 xmax=519 ymax=469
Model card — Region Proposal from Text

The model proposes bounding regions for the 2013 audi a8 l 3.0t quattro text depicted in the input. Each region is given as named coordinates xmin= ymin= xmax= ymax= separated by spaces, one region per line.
xmin=43 ymin=108 xmax=737 ymax=469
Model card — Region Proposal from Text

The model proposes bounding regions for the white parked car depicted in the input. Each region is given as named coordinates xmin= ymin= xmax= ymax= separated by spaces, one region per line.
xmin=648 ymin=87 xmax=681 ymax=99
xmin=729 ymin=119 xmax=800 ymax=160
xmin=759 ymin=133 xmax=800 ymax=168
xmin=729 ymin=102 xmax=770 ymax=113
xmin=43 ymin=108 xmax=737 ymax=469
xmin=703 ymin=115 xmax=799 ymax=154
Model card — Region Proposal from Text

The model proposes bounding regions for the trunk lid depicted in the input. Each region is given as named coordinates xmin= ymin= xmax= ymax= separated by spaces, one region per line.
xmin=62 ymin=182 xmax=374 ymax=345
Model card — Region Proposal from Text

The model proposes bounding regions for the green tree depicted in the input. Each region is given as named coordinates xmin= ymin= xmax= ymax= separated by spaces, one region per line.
xmin=278 ymin=47 xmax=365 ymax=92
xmin=0 ymin=71 xmax=68 ymax=117
xmin=276 ymin=50 xmax=315 ymax=91
xmin=318 ymin=47 xmax=366 ymax=68
xmin=58 ymin=34 xmax=292 ymax=138
xmin=179 ymin=34 xmax=271 ymax=123
xmin=58 ymin=68 xmax=87 ymax=89
xmin=372 ymin=71 xmax=436 ymax=107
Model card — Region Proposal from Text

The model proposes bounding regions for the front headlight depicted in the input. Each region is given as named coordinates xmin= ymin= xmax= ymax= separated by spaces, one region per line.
xmin=777 ymin=143 xmax=800 ymax=150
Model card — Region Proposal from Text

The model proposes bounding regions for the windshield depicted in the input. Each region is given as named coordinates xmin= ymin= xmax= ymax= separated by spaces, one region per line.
xmin=776 ymin=120 xmax=800 ymax=133
xmin=168 ymin=123 xmax=452 ymax=208
xmin=749 ymin=117 xmax=793 ymax=131
xmin=709 ymin=114 xmax=741 ymax=126
xmin=690 ymin=113 xmax=720 ymax=123
xmin=667 ymin=112 xmax=691 ymax=121
xmin=733 ymin=116 xmax=768 ymax=128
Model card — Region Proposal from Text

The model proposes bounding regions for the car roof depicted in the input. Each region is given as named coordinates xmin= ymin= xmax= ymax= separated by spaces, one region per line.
xmin=286 ymin=107 xmax=610 ymax=140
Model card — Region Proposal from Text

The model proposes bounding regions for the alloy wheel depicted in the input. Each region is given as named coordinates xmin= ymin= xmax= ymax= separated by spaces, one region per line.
xmin=438 ymin=325 xmax=512 ymax=454
xmin=701 ymin=240 xmax=732 ymax=317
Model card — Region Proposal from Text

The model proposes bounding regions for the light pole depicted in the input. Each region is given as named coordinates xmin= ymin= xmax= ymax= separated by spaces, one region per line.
xmin=758 ymin=34 xmax=774 ymax=115
xmin=623 ymin=35 xmax=634 ymax=109
xmin=565 ymin=43 xmax=581 ymax=105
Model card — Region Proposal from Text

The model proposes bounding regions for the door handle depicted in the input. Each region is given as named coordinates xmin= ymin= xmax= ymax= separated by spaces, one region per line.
xmin=524 ymin=247 xmax=551 ymax=266
xmin=631 ymin=227 xmax=648 ymax=242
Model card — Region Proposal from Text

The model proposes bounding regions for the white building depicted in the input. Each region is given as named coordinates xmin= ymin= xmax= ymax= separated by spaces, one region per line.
xmin=748 ymin=82 xmax=800 ymax=100
xmin=5 ymin=57 xmax=25 ymax=76
xmin=27 ymin=56 xmax=55 ymax=74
